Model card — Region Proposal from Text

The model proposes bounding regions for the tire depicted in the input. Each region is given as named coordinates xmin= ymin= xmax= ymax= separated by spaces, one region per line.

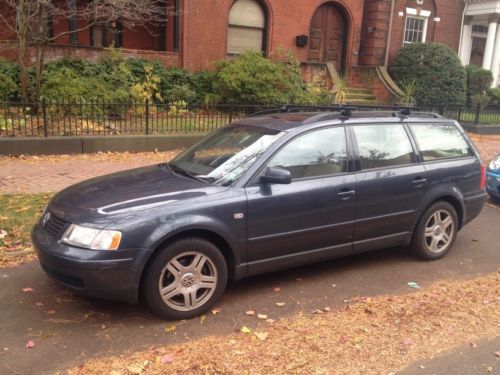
xmin=143 ymin=238 xmax=228 ymax=320
xmin=410 ymin=201 xmax=459 ymax=260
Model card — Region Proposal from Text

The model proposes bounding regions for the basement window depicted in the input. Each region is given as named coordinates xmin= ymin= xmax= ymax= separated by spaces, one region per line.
xmin=90 ymin=21 xmax=122 ymax=48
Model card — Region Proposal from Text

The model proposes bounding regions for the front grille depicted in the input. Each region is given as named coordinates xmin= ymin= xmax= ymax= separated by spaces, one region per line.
xmin=43 ymin=212 xmax=69 ymax=238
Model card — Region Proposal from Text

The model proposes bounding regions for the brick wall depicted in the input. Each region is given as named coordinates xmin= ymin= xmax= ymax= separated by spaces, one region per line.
xmin=182 ymin=0 xmax=365 ymax=71
xmin=359 ymin=0 xmax=464 ymax=68
xmin=0 ymin=0 xmax=464 ymax=83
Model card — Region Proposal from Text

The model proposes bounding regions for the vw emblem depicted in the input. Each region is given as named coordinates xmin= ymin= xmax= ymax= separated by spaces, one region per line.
xmin=42 ymin=212 xmax=51 ymax=227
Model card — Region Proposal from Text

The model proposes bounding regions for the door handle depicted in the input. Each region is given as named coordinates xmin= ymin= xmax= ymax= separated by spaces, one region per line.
xmin=337 ymin=189 xmax=356 ymax=200
xmin=412 ymin=177 xmax=428 ymax=186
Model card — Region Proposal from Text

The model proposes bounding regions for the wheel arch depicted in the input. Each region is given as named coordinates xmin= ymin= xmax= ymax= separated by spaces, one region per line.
xmin=433 ymin=195 xmax=464 ymax=229
xmin=140 ymin=228 xmax=237 ymax=294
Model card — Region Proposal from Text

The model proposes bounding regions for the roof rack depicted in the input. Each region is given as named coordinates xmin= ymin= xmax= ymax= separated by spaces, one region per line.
xmin=393 ymin=108 xmax=443 ymax=119
xmin=248 ymin=104 xmax=368 ymax=117
xmin=249 ymin=105 xmax=443 ymax=120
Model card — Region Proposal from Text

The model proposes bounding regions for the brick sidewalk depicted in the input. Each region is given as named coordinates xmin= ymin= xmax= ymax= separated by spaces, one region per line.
xmin=0 ymin=152 xmax=176 ymax=194
xmin=0 ymin=135 xmax=499 ymax=194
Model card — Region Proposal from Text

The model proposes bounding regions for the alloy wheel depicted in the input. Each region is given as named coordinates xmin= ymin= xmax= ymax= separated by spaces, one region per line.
xmin=158 ymin=251 xmax=218 ymax=312
xmin=424 ymin=209 xmax=455 ymax=254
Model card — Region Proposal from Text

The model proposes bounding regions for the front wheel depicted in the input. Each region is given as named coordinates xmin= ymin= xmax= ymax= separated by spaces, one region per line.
xmin=143 ymin=238 xmax=228 ymax=320
xmin=410 ymin=201 xmax=458 ymax=260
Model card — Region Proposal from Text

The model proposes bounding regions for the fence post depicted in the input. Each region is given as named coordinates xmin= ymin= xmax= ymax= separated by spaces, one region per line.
xmin=145 ymin=99 xmax=149 ymax=135
xmin=42 ymin=98 xmax=48 ymax=137
xmin=474 ymin=102 xmax=481 ymax=125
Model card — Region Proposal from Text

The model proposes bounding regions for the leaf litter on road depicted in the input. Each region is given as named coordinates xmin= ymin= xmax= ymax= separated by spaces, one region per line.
xmin=68 ymin=270 xmax=500 ymax=375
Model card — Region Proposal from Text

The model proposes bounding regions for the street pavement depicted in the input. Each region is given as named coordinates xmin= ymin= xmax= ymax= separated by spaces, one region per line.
xmin=0 ymin=205 xmax=498 ymax=374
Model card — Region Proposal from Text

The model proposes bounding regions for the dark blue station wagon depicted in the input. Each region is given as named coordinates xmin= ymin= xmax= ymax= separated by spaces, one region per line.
xmin=32 ymin=110 xmax=487 ymax=319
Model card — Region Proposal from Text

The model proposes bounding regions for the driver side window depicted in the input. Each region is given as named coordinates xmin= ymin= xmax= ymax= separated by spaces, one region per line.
xmin=267 ymin=127 xmax=347 ymax=180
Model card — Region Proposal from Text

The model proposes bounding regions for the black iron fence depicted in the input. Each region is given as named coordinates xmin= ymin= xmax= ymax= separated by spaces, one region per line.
xmin=1 ymin=100 xmax=499 ymax=137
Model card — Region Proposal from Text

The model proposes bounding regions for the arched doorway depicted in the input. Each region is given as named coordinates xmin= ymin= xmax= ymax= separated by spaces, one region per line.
xmin=308 ymin=2 xmax=348 ymax=73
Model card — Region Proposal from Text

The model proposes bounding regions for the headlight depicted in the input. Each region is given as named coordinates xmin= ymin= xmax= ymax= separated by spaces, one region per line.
xmin=489 ymin=155 xmax=500 ymax=171
xmin=61 ymin=225 xmax=122 ymax=250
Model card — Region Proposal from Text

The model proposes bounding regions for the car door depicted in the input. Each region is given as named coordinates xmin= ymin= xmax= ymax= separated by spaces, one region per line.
xmin=244 ymin=126 xmax=356 ymax=272
xmin=350 ymin=123 xmax=428 ymax=251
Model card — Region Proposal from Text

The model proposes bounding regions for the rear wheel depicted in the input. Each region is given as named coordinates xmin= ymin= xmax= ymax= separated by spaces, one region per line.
xmin=410 ymin=201 xmax=458 ymax=260
xmin=143 ymin=238 xmax=227 ymax=320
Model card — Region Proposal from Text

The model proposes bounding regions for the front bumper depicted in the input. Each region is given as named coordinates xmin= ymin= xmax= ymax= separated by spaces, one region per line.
xmin=486 ymin=171 xmax=500 ymax=198
xmin=32 ymin=223 xmax=152 ymax=303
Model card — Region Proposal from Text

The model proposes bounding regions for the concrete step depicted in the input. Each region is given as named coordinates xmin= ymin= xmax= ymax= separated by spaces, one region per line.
xmin=345 ymin=92 xmax=376 ymax=100
xmin=346 ymin=87 xmax=373 ymax=95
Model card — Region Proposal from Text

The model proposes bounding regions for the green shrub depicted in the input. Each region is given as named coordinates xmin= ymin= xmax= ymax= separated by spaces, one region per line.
xmin=210 ymin=51 xmax=320 ymax=104
xmin=0 ymin=59 xmax=20 ymax=101
xmin=487 ymin=87 xmax=500 ymax=105
xmin=466 ymin=65 xmax=492 ymax=106
xmin=390 ymin=43 xmax=466 ymax=105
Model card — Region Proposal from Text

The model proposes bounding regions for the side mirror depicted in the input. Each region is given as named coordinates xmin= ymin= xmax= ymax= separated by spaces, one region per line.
xmin=260 ymin=167 xmax=292 ymax=184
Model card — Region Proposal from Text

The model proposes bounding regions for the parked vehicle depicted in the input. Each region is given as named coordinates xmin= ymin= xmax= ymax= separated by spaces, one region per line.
xmin=32 ymin=109 xmax=487 ymax=320
xmin=486 ymin=154 xmax=500 ymax=202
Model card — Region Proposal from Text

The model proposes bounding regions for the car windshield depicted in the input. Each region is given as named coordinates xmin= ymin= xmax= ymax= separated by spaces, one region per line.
xmin=169 ymin=125 xmax=284 ymax=185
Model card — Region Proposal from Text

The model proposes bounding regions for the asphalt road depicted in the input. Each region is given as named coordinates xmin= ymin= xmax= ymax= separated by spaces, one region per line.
xmin=0 ymin=204 xmax=499 ymax=375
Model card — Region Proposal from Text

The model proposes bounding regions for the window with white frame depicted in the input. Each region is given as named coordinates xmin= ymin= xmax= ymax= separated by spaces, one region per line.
xmin=404 ymin=16 xmax=427 ymax=44
xmin=402 ymin=7 xmax=431 ymax=45
xmin=227 ymin=0 xmax=266 ymax=55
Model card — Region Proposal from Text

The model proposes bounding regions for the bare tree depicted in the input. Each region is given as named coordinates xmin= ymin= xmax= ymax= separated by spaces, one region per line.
xmin=0 ymin=0 xmax=167 ymax=102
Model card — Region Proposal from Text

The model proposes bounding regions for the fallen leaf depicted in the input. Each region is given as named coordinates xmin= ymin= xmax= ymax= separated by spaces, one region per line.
xmin=234 ymin=350 xmax=244 ymax=355
xmin=312 ymin=309 xmax=324 ymax=314
xmin=266 ymin=319 xmax=276 ymax=324
xmin=245 ymin=310 xmax=255 ymax=316
xmin=25 ymin=340 xmax=35 ymax=348
xmin=254 ymin=331 xmax=269 ymax=341
xmin=494 ymin=351 xmax=500 ymax=357
xmin=22 ymin=287 xmax=34 ymax=292
xmin=324 ymin=307 xmax=331 ymax=312
xmin=199 ymin=314 xmax=206 ymax=325
xmin=402 ymin=338 xmax=413 ymax=346
xmin=257 ymin=314 xmax=268 ymax=320
xmin=127 ymin=364 xmax=144 ymax=374
xmin=0 ymin=230 xmax=7 ymax=239
xmin=164 ymin=325 xmax=176 ymax=333
xmin=211 ymin=307 xmax=222 ymax=315
xmin=160 ymin=354 xmax=174 ymax=364
xmin=240 ymin=326 xmax=252 ymax=334
xmin=419 ymin=365 xmax=426 ymax=369
xmin=275 ymin=302 xmax=285 ymax=307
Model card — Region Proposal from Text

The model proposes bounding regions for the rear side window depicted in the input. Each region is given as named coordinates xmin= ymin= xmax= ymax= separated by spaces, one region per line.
xmin=267 ymin=127 xmax=347 ymax=179
xmin=352 ymin=124 xmax=414 ymax=170
xmin=410 ymin=123 xmax=472 ymax=161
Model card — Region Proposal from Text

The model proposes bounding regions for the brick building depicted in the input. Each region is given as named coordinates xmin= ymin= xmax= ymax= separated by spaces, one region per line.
xmin=0 ymin=0 xmax=465 ymax=100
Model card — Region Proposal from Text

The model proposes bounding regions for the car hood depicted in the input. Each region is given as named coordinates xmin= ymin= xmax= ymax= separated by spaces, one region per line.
xmin=49 ymin=164 xmax=227 ymax=223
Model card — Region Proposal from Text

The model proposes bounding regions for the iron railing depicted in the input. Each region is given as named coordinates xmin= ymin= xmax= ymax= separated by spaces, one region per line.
xmin=1 ymin=100 xmax=499 ymax=137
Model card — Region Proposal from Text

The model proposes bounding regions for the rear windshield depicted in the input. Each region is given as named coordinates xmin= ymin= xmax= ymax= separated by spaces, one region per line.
xmin=410 ymin=123 xmax=472 ymax=161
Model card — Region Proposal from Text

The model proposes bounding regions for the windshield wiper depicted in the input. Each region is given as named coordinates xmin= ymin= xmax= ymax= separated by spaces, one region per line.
xmin=168 ymin=164 xmax=213 ymax=184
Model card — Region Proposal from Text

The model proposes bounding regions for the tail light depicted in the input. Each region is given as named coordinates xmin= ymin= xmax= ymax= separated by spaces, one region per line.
xmin=480 ymin=164 xmax=486 ymax=190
